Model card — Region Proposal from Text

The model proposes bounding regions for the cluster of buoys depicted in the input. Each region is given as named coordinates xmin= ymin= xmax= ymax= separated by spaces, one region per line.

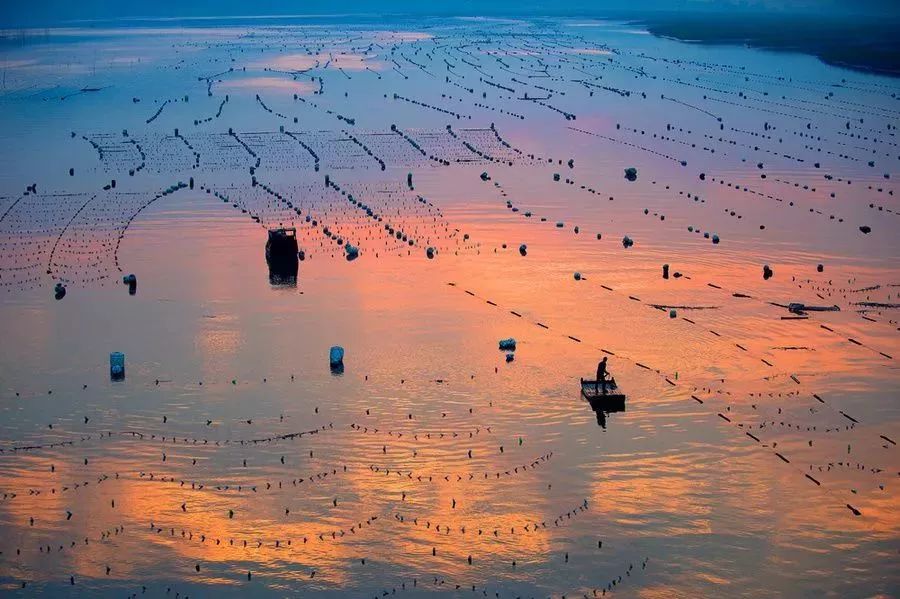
xmin=349 ymin=422 xmax=491 ymax=440
xmin=78 ymin=132 xmax=147 ymax=174
xmin=145 ymin=99 xmax=170 ymax=124
xmin=492 ymin=177 xmax=609 ymax=245
xmin=136 ymin=465 xmax=349 ymax=495
xmin=146 ymin=512 xmax=382 ymax=552
xmin=390 ymin=92 xmax=468 ymax=120
xmin=194 ymin=97 xmax=228 ymax=125
xmin=389 ymin=495 xmax=582 ymax=538
xmin=0 ymin=423 xmax=331 ymax=458
xmin=575 ymin=125 xmax=686 ymax=164
xmin=368 ymin=452 xmax=553 ymax=484
xmin=1 ymin=471 xmax=118 ymax=501
xmin=525 ymin=96 xmax=576 ymax=120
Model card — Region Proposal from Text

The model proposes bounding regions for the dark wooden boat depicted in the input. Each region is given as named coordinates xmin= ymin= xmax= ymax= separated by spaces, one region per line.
xmin=580 ymin=377 xmax=626 ymax=410
xmin=266 ymin=227 xmax=298 ymax=263
xmin=266 ymin=227 xmax=299 ymax=286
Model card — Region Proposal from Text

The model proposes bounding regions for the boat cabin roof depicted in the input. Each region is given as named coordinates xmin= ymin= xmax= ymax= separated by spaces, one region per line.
xmin=268 ymin=227 xmax=296 ymax=237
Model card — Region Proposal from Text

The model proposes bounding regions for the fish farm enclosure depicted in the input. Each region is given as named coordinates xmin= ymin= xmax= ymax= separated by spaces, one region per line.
xmin=0 ymin=14 xmax=898 ymax=598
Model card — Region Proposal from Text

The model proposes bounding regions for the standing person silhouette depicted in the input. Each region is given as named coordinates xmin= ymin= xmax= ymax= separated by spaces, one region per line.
xmin=596 ymin=357 xmax=608 ymax=394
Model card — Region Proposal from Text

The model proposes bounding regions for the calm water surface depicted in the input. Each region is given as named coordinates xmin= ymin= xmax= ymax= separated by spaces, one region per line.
xmin=0 ymin=16 xmax=898 ymax=597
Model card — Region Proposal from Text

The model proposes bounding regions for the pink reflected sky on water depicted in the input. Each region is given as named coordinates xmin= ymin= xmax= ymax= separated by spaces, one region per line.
xmin=0 ymin=15 xmax=897 ymax=598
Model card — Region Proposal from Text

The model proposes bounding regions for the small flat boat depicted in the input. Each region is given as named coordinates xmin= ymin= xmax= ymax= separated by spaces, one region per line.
xmin=580 ymin=377 xmax=626 ymax=410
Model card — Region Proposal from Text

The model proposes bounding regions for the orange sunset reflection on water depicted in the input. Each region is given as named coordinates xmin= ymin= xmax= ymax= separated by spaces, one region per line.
xmin=1 ymin=12 xmax=899 ymax=599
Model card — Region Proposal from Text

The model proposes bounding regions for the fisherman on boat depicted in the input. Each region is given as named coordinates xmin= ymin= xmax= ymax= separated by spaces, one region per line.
xmin=596 ymin=357 xmax=609 ymax=395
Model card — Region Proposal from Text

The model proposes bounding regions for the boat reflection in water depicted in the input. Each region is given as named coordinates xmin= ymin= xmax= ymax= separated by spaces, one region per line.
xmin=267 ymin=256 xmax=298 ymax=286
xmin=590 ymin=401 xmax=625 ymax=429
xmin=581 ymin=377 xmax=626 ymax=429
xmin=265 ymin=227 xmax=300 ymax=287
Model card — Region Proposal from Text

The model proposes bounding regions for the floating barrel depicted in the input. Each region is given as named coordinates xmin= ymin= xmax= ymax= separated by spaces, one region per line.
xmin=110 ymin=352 xmax=125 ymax=381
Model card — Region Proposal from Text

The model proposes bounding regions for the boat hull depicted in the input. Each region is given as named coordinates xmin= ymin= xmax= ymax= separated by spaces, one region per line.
xmin=580 ymin=378 xmax=626 ymax=409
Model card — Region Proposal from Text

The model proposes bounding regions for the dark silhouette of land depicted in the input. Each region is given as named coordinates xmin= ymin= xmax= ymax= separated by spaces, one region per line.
xmin=637 ymin=12 xmax=900 ymax=76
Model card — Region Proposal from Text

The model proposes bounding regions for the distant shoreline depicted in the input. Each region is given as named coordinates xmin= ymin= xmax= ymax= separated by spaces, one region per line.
xmin=634 ymin=13 xmax=900 ymax=78
xmin=1 ymin=10 xmax=898 ymax=79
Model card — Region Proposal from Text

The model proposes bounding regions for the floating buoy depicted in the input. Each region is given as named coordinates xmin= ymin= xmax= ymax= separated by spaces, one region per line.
xmin=329 ymin=346 xmax=344 ymax=368
xmin=110 ymin=352 xmax=125 ymax=381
